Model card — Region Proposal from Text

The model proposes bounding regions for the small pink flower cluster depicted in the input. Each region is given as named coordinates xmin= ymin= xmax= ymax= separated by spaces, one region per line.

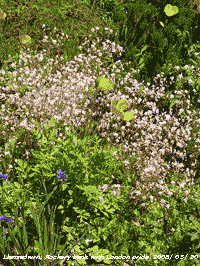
xmin=0 ymin=26 xmax=200 ymax=223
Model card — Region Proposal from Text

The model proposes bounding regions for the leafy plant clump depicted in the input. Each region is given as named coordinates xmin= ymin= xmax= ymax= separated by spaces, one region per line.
xmin=92 ymin=0 xmax=200 ymax=86
xmin=0 ymin=116 xmax=135 ymax=265
xmin=1 ymin=117 xmax=200 ymax=266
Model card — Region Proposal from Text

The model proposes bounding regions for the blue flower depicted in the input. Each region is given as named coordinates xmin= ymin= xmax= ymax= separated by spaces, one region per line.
xmin=0 ymin=173 xmax=9 ymax=181
xmin=0 ymin=214 xmax=12 ymax=224
xmin=57 ymin=169 xmax=68 ymax=183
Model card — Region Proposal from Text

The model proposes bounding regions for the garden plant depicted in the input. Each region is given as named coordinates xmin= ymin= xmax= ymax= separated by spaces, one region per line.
xmin=1 ymin=0 xmax=200 ymax=265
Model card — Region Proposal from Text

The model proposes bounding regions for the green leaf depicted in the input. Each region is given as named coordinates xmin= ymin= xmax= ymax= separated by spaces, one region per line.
xmin=138 ymin=85 xmax=144 ymax=96
xmin=73 ymin=135 xmax=78 ymax=146
xmin=15 ymin=159 xmax=28 ymax=173
xmin=138 ymin=62 xmax=145 ymax=69
xmin=22 ymin=35 xmax=32 ymax=45
xmin=89 ymin=86 xmax=94 ymax=95
xmin=135 ymin=44 xmax=149 ymax=57
xmin=57 ymin=205 xmax=65 ymax=214
xmin=82 ymin=96 xmax=87 ymax=106
xmin=124 ymin=111 xmax=134 ymax=121
xmin=68 ymin=189 xmax=73 ymax=195
xmin=164 ymin=4 xmax=179 ymax=17
xmin=111 ymin=98 xmax=134 ymax=121
xmin=95 ymin=77 xmax=113 ymax=92
xmin=97 ymin=63 xmax=101 ymax=75
xmin=169 ymin=99 xmax=175 ymax=109
xmin=67 ymin=199 xmax=73 ymax=206
xmin=57 ymin=205 xmax=64 ymax=210
xmin=116 ymin=99 xmax=127 ymax=112
xmin=62 ymin=183 xmax=68 ymax=191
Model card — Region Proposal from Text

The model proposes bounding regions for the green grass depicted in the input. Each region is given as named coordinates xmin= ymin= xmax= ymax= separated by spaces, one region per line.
xmin=1 ymin=0 xmax=200 ymax=265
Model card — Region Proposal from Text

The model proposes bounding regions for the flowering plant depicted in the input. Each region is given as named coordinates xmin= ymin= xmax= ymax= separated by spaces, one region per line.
xmin=0 ymin=116 xmax=135 ymax=265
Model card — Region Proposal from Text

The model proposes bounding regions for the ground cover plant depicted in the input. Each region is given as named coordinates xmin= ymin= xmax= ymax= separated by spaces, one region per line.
xmin=1 ymin=0 xmax=200 ymax=265
xmin=90 ymin=0 xmax=200 ymax=86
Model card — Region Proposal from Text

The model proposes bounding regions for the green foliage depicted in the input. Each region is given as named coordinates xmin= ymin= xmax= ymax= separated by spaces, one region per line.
xmin=92 ymin=0 xmax=199 ymax=86
xmin=2 ymin=116 xmax=200 ymax=265
xmin=0 ymin=0 xmax=113 ymax=69
xmin=0 ymin=116 xmax=134 ymax=265
xmin=95 ymin=76 xmax=114 ymax=91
